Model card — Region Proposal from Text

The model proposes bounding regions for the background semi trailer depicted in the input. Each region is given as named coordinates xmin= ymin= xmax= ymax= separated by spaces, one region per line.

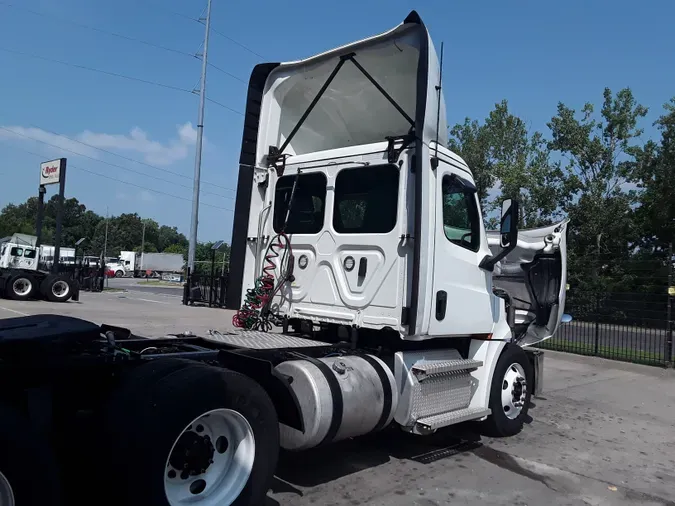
xmin=120 ymin=251 xmax=185 ymax=278
xmin=0 ymin=11 xmax=569 ymax=506
xmin=0 ymin=233 xmax=79 ymax=302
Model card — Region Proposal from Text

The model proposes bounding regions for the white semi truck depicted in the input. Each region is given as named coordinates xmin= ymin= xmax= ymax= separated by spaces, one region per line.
xmin=0 ymin=12 xmax=568 ymax=506
xmin=0 ymin=233 xmax=79 ymax=302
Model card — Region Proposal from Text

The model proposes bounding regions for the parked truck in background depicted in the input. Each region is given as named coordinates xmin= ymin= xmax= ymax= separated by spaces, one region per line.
xmin=0 ymin=12 xmax=570 ymax=506
xmin=0 ymin=233 xmax=78 ymax=302
xmin=120 ymin=250 xmax=184 ymax=278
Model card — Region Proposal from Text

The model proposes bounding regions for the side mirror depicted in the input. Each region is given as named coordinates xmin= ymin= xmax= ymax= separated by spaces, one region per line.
xmin=499 ymin=199 xmax=519 ymax=248
xmin=479 ymin=199 xmax=520 ymax=272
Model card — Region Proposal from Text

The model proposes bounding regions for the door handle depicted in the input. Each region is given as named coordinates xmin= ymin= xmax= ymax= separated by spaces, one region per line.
xmin=358 ymin=257 xmax=367 ymax=278
xmin=436 ymin=290 xmax=447 ymax=321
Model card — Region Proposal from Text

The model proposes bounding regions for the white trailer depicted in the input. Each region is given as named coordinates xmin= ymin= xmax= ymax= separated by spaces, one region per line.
xmin=120 ymin=251 xmax=184 ymax=278
xmin=0 ymin=12 xmax=570 ymax=506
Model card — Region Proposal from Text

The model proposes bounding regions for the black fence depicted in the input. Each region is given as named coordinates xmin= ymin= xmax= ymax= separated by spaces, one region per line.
xmin=40 ymin=260 xmax=107 ymax=293
xmin=536 ymin=291 xmax=674 ymax=367
xmin=182 ymin=268 xmax=228 ymax=308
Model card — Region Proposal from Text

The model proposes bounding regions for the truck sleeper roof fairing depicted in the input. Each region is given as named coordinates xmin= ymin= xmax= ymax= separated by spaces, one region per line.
xmin=226 ymin=11 xmax=446 ymax=313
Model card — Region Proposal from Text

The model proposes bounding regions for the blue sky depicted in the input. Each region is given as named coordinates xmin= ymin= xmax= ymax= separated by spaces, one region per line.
xmin=1 ymin=0 xmax=673 ymax=243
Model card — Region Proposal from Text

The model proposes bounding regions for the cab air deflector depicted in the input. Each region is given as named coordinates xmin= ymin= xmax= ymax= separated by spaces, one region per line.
xmin=267 ymin=53 xmax=416 ymax=173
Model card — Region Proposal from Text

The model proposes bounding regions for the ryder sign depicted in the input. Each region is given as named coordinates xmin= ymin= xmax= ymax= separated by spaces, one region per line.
xmin=40 ymin=158 xmax=64 ymax=186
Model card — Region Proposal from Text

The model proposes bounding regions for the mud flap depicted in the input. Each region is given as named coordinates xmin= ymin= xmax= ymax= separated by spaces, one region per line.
xmin=71 ymin=281 xmax=80 ymax=301
xmin=525 ymin=348 xmax=544 ymax=397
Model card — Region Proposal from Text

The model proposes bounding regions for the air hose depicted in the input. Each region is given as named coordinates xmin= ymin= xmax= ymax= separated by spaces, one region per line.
xmin=233 ymin=170 xmax=299 ymax=330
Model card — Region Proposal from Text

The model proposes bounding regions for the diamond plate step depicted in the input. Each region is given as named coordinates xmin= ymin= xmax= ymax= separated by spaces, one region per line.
xmin=416 ymin=407 xmax=491 ymax=431
xmin=205 ymin=330 xmax=330 ymax=349
xmin=411 ymin=359 xmax=483 ymax=380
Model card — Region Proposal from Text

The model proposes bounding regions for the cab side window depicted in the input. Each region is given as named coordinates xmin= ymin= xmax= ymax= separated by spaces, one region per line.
xmin=273 ymin=172 xmax=327 ymax=234
xmin=442 ymin=175 xmax=480 ymax=252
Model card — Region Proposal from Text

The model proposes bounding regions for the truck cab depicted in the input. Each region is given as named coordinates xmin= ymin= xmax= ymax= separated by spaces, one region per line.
xmin=226 ymin=11 xmax=567 ymax=349
xmin=0 ymin=234 xmax=39 ymax=271
xmin=224 ymin=10 xmax=568 ymax=442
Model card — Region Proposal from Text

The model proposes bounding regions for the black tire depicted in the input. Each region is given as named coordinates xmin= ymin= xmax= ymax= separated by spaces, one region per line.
xmin=114 ymin=270 xmax=124 ymax=278
xmin=103 ymin=360 xmax=279 ymax=506
xmin=6 ymin=273 xmax=36 ymax=301
xmin=481 ymin=345 xmax=534 ymax=437
xmin=41 ymin=275 xmax=72 ymax=303
xmin=0 ymin=403 xmax=61 ymax=505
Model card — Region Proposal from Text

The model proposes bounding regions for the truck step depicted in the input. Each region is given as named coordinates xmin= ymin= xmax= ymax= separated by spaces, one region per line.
xmin=416 ymin=407 xmax=491 ymax=432
xmin=411 ymin=358 xmax=483 ymax=380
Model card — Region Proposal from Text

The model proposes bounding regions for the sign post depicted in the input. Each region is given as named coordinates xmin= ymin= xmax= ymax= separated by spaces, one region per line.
xmin=35 ymin=185 xmax=47 ymax=247
xmin=39 ymin=158 xmax=67 ymax=273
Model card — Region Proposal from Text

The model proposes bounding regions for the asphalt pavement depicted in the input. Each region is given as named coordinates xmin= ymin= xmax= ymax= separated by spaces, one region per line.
xmin=105 ymin=276 xmax=184 ymax=296
xmin=1 ymin=294 xmax=674 ymax=505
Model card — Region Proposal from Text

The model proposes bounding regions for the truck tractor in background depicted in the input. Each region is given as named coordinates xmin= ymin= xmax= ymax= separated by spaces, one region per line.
xmin=0 ymin=233 xmax=79 ymax=302
xmin=0 ymin=12 xmax=569 ymax=506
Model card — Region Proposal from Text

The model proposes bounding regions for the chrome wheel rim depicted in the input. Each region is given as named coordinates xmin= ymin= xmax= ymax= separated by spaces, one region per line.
xmin=501 ymin=363 xmax=527 ymax=420
xmin=12 ymin=278 xmax=31 ymax=296
xmin=164 ymin=408 xmax=255 ymax=506
xmin=52 ymin=280 xmax=70 ymax=298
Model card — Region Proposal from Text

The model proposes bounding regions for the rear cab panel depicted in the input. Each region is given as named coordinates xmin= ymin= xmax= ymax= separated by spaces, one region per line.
xmin=228 ymin=12 xmax=445 ymax=338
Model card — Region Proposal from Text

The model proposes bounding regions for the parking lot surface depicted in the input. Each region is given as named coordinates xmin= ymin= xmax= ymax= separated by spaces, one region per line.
xmin=1 ymin=290 xmax=674 ymax=505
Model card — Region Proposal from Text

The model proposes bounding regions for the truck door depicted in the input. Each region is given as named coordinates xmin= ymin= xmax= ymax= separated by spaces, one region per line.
xmin=274 ymin=151 xmax=408 ymax=329
xmin=427 ymin=159 xmax=495 ymax=337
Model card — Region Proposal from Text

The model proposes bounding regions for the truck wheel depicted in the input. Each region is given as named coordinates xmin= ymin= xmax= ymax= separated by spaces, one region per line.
xmin=104 ymin=361 xmax=279 ymax=506
xmin=41 ymin=275 xmax=72 ymax=303
xmin=115 ymin=270 xmax=124 ymax=278
xmin=0 ymin=404 xmax=61 ymax=505
xmin=482 ymin=345 xmax=533 ymax=437
xmin=6 ymin=273 xmax=36 ymax=301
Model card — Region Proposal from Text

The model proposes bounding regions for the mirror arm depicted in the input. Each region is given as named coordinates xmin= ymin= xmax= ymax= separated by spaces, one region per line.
xmin=479 ymin=240 xmax=517 ymax=272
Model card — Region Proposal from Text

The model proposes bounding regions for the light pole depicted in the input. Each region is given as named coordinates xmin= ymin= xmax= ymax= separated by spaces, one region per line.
xmin=187 ymin=0 xmax=213 ymax=273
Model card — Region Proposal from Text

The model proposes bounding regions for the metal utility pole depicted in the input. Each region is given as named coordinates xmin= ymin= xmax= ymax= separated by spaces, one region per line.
xmin=103 ymin=207 xmax=109 ymax=261
xmin=187 ymin=0 xmax=213 ymax=272
xmin=140 ymin=220 xmax=146 ymax=272
xmin=104 ymin=207 xmax=109 ymax=288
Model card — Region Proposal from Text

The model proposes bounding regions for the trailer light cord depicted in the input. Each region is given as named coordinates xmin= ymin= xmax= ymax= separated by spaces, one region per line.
xmin=233 ymin=170 xmax=300 ymax=331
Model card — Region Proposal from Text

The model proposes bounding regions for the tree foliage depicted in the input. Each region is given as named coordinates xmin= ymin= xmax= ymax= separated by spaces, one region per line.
xmin=449 ymin=88 xmax=673 ymax=296
xmin=450 ymin=100 xmax=570 ymax=228
xmin=0 ymin=197 xmax=224 ymax=266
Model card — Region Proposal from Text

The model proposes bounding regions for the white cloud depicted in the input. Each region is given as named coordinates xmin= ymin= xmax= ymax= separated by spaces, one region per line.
xmin=0 ymin=126 xmax=98 ymax=158
xmin=78 ymin=122 xmax=200 ymax=166
xmin=0 ymin=122 xmax=200 ymax=167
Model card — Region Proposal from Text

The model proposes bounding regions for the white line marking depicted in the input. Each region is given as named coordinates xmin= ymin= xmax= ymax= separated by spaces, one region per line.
xmin=0 ymin=306 xmax=29 ymax=316
xmin=133 ymin=297 xmax=171 ymax=305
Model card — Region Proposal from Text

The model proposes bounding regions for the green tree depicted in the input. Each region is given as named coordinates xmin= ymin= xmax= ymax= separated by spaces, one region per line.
xmin=547 ymin=87 xmax=648 ymax=293
xmin=629 ymin=98 xmax=675 ymax=257
xmin=449 ymin=100 xmax=570 ymax=227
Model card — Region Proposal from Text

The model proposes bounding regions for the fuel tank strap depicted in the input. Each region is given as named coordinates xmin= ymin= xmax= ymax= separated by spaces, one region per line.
xmin=359 ymin=354 xmax=393 ymax=432
xmin=303 ymin=356 xmax=344 ymax=447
